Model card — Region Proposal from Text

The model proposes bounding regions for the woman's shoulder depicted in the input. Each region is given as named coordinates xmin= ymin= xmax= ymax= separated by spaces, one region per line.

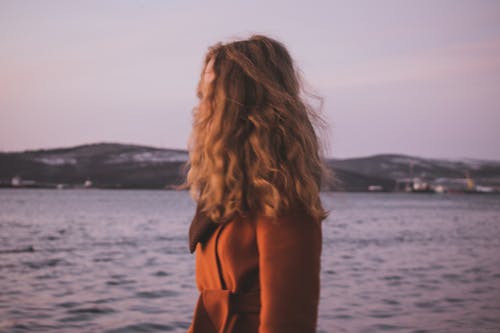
xmin=251 ymin=206 xmax=322 ymax=240
xmin=256 ymin=205 xmax=321 ymax=225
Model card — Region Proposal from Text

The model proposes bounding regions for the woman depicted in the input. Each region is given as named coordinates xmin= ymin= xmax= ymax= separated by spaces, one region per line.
xmin=185 ymin=35 xmax=331 ymax=333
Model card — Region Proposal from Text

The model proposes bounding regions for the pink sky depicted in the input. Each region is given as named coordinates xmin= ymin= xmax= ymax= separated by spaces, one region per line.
xmin=1 ymin=0 xmax=499 ymax=160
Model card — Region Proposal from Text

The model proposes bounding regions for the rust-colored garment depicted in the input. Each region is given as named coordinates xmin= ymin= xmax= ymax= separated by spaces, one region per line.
xmin=187 ymin=206 xmax=322 ymax=332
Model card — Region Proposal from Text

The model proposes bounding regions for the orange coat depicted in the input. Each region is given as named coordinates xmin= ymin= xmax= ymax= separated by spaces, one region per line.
xmin=187 ymin=205 xmax=322 ymax=333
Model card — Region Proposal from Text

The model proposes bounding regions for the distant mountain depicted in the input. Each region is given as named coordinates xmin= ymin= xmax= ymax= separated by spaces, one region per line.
xmin=328 ymin=154 xmax=500 ymax=179
xmin=327 ymin=154 xmax=500 ymax=190
xmin=0 ymin=142 xmax=187 ymax=189
xmin=1 ymin=142 xmax=499 ymax=192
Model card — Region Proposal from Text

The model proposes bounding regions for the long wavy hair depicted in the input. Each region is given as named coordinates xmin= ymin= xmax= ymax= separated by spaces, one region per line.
xmin=183 ymin=35 xmax=332 ymax=223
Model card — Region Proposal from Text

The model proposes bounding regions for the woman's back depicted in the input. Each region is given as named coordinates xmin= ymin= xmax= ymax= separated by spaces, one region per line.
xmin=188 ymin=207 xmax=322 ymax=332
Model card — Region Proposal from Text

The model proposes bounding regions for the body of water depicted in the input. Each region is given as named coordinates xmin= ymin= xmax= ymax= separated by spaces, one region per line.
xmin=1 ymin=189 xmax=499 ymax=332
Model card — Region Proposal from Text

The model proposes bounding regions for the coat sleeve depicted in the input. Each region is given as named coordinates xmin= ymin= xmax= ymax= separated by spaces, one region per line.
xmin=256 ymin=210 xmax=322 ymax=333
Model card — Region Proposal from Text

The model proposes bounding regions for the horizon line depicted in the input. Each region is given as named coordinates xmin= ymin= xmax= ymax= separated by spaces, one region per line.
xmin=1 ymin=141 xmax=499 ymax=163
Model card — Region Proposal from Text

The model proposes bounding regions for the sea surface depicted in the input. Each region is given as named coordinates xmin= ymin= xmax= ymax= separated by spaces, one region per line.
xmin=1 ymin=189 xmax=499 ymax=333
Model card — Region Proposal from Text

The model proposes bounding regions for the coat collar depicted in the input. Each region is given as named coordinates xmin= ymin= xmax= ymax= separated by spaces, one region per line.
xmin=188 ymin=204 xmax=246 ymax=253
xmin=188 ymin=204 xmax=219 ymax=253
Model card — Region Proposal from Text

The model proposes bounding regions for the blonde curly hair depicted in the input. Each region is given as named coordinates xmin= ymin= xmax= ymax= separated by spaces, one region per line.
xmin=183 ymin=35 xmax=332 ymax=223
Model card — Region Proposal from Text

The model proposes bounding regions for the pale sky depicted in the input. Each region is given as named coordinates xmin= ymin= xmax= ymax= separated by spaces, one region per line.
xmin=1 ymin=0 xmax=499 ymax=160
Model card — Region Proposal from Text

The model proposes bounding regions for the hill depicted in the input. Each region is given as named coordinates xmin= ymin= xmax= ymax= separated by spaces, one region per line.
xmin=1 ymin=143 xmax=499 ymax=192
xmin=0 ymin=143 xmax=187 ymax=189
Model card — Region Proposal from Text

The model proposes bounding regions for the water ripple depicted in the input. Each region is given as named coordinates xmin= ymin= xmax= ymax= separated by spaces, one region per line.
xmin=1 ymin=190 xmax=500 ymax=332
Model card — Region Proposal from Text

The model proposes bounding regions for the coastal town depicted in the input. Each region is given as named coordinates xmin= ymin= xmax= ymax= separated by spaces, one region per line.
xmin=1 ymin=143 xmax=499 ymax=194
xmin=3 ymin=174 xmax=499 ymax=194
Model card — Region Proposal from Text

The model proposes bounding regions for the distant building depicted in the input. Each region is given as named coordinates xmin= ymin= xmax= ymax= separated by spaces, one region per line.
xmin=394 ymin=177 xmax=432 ymax=192
xmin=433 ymin=184 xmax=446 ymax=193
xmin=11 ymin=176 xmax=36 ymax=187
xmin=368 ymin=185 xmax=384 ymax=192
xmin=11 ymin=176 xmax=22 ymax=187
xmin=411 ymin=178 xmax=432 ymax=192
xmin=474 ymin=185 xmax=494 ymax=193
xmin=432 ymin=178 xmax=475 ymax=193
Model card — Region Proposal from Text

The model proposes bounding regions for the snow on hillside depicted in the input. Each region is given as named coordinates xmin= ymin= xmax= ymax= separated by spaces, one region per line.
xmin=104 ymin=150 xmax=188 ymax=164
xmin=26 ymin=145 xmax=189 ymax=166
xmin=34 ymin=156 xmax=77 ymax=165
xmin=428 ymin=157 xmax=500 ymax=171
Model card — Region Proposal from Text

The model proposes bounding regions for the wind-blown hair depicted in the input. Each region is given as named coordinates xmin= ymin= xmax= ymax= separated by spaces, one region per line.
xmin=184 ymin=35 xmax=332 ymax=223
